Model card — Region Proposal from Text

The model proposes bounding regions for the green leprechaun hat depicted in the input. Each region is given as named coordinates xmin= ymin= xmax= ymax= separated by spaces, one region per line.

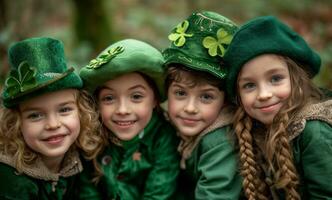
xmin=79 ymin=39 xmax=166 ymax=100
xmin=162 ymin=11 xmax=238 ymax=79
xmin=1 ymin=37 xmax=83 ymax=108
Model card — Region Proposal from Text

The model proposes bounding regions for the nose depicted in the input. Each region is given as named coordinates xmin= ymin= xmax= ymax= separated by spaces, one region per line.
xmin=45 ymin=114 xmax=61 ymax=130
xmin=257 ymin=85 xmax=273 ymax=101
xmin=184 ymin=98 xmax=198 ymax=114
xmin=115 ymin=99 xmax=130 ymax=115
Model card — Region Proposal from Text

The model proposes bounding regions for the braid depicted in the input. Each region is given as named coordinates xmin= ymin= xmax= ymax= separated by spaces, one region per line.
xmin=234 ymin=107 xmax=268 ymax=200
xmin=267 ymin=111 xmax=300 ymax=200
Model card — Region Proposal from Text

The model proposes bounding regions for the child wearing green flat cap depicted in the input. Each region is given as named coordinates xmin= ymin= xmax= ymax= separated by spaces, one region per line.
xmin=224 ymin=16 xmax=332 ymax=199
xmin=78 ymin=39 xmax=180 ymax=200
xmin=163 ymin=11 xmax=243 ymax=199
xmin=0 ymin=37 xmax=102 ymax=199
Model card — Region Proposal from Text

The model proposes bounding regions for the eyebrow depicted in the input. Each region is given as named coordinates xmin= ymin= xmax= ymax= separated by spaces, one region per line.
xmin=101 ymin=84 xmax=147 ymax=91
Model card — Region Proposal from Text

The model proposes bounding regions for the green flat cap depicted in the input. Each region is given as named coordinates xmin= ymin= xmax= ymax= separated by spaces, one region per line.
xmin=163 ymin=11 xmax=238 ymax=79
xmin=1 ymin=37 xmax=83 ymax=108
xmin=79 ymin=39 xmax=166 ymax=100
xmin=224 ymin=16 xmax=321 ymax=102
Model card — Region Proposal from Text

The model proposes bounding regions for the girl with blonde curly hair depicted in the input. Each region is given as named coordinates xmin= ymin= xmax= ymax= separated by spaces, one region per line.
xmin=0 ymin=37 xmax=103 ymax=200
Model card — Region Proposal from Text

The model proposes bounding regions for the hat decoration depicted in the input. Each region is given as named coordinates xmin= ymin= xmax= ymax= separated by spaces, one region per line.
xmin=168 ymin=20 xmax=193 ymax=47
xmin=87 ymin=46 xmax=125 ymax=69
xmin=1 ymin=37 xmax=82 ymax=108
xmin=202 ymin=27 xmax=233 ymax=57
xmin=163 ymin=11 xmax=238 ymax=79
xmin=79 ymin=39 xmax=166 ymax=100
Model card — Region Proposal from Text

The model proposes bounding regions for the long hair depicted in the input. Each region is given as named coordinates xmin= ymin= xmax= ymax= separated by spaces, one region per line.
xmin=233 ymin=56 xmax=322 ymax=200
xmin=0 ymin=90 xmax=106 ymax=177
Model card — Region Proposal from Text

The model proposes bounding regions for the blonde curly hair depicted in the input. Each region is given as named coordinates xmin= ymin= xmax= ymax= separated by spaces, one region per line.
xmin=233 ymin=56 xmax=322 ymax=200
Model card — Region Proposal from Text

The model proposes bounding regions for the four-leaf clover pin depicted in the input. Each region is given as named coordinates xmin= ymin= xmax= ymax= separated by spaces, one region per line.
xmin=87 ymin=46 xmax=125 ymax=69
xmin=168 ymin=20 xmax=193 ymax=47
xmin=202 ymin=28 xmax=233 ymax=57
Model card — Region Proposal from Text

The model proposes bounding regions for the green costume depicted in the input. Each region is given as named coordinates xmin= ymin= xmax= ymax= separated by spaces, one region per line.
xmin=291 ymin=100 xmax=332 ymax=199
xmin=175 ymin=107 xmax=242 ymax=200
xmin=0 ymin=150 xmax=82 ymax=200
xmin=79 ymin=112 xmax=179 ymax=199
xmin=163 ymin=11 xmax=242 ymax=199
xmin=79 ymin=39 xmax=180 ymax=199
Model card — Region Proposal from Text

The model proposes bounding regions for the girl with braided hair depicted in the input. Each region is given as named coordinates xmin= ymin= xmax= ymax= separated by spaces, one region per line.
xmin=224 ymin=16 xmax=332 ymax=199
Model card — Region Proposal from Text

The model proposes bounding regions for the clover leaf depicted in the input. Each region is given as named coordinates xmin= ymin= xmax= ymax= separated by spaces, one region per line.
xmin=5 ymin=61 xmax=37 ymax=96
xmin=168 ymin=20 xmax=193 ymax=47
xmin=87 ymin=46 xmax=125 ymax=69
xmin=202 ymin=28 xmax=233 ymax=57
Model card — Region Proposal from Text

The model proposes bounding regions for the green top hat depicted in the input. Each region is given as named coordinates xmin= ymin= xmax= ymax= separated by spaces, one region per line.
xmin=162 ymin=11 xmax=238 ymax=79
xmin=79 ymin=39 xmax=166 ymax=100
xmin=224 ymin=16 xmax=321 ymax=102
xmin=1 ymin=37 xmax=83 ymax=108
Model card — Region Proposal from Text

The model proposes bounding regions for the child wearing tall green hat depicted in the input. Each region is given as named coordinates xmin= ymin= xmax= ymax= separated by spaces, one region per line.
xmin=0 ymin=37 xmax=103 ymax=199
xmin=224 ymin=16 xmax=332 ymax=199
xmin=163 ymin=11 xmax=243 ymax=199
xmin=78 ymin=39 xmax=180 ymax=200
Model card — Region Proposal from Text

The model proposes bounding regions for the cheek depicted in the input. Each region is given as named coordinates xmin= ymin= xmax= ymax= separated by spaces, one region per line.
xmin=239 ymin=92 xmax=254 ymax=109
xmin=167 ymin=98 xmax=180 ymax=117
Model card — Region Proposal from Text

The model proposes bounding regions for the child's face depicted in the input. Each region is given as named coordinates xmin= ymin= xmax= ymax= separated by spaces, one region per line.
xmin=98 ymin=73 xmax=156 ymax=141
xmin=19 ymin=89 xmax=80 ymax=162
xmin=168 ymin=73 xmax=225 ymax=137
xmin=238 ymin=54 xmax=291 ymax=125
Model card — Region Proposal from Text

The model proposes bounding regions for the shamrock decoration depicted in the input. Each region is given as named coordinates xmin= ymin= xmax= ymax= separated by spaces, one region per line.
xmin=87 ymin=46 xmax=124 ymax=69
xmin=202 ymin=28 xmax=233 ymax=57
xmin=5 ymin=61 xmax=37 ymax=97
xmin=168 ymin=20 xmax=193 ymax=47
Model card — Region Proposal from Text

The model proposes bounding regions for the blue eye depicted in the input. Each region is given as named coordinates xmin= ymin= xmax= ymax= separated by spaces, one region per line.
xmin=243 ymin=82 xmax=256 ymax=90
xmin=200 ymin=93 xmax=214 ymax=103
xmin=27 ymin=112 xmax=44 ymax=121
xmin=131 ymin=93 xmax=144 ymax=102
xmin=59 ymin=106 xmax=73 ymax=113
xmin=271 ymin=75 xmax=283 ymax=84
xmin=175 ymin=90 xmax=186 ymax=97
xmin=101 ymin=95 xmax=115 ymax=103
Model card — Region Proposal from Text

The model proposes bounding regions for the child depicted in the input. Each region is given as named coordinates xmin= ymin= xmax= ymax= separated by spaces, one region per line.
xmin=0 ymin=37 xmax=102 ymax=199
xmin=224 ymin=16 xmax=332 ymax=199
xmin=78 ymin=39 xmax=180 ymax=199
xmin=163 ymin=11 xmax=242 ymax=199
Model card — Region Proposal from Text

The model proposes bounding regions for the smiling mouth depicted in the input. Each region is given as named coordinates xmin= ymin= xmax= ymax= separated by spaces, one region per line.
xmin=113 ymin=120 xmax=136 ymax=126
xmin=258 ymin=102 xmax=280 ymax=112
xmin=180 ymin=117 xmax=200 ymax=125
xmin=43 ymin=134 xmax=66 ymax=144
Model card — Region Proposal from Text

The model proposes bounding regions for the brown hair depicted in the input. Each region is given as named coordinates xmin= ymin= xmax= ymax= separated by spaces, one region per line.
xmin=165 ymin=64 xmax=225 ymax=91
xmin=0 ymin=90 xmax=105 ymax=177
xmin=233 ymin=56 xmax=322 ymax=200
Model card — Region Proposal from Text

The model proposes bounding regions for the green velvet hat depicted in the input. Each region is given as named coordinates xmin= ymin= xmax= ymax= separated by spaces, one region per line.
xmin=224 ymin=16 xmax=321 ymax=102
xmin=1 ymin=37 xmax=83 ymax=108
xmin=79 ymin=39 xmax=166 ymax=100
xmin=162 ymin=11 xmax=238 ymax=79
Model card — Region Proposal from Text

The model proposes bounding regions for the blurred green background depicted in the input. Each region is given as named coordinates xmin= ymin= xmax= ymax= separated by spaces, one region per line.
xmin=0 ymin=0 xmax=331 ymax=89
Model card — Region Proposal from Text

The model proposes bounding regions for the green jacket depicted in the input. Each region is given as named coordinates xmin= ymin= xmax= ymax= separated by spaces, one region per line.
xmin=262 ymin=99 xmax=332 ymax=199
xmin=288 ymin=99 xmax=332 ymax=199
xmin=79 ymin=112 xmax=180 ymax=200
xmin=175 ymin=106 xmax=243 ymax=200
xmin=0 ymin=149 xmax=82 ymax=200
